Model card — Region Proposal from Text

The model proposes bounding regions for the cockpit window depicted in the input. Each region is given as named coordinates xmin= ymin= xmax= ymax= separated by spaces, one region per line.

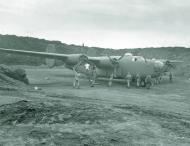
xmin=133 ymin=56 xmax=146 ymax=62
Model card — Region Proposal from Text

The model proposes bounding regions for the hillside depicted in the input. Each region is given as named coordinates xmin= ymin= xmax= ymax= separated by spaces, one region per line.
xmin=0 ymin=34 xmax=189 ymax=77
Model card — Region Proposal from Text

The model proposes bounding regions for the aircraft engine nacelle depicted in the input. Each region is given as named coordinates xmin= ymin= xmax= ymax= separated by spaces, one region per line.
xmin=65 ymin=54 xmax=88 ymax=66
xmin=154 ymin=60 xmax=164 ymax=69
xmin=98 ymin=59 xmax=113 ymax=68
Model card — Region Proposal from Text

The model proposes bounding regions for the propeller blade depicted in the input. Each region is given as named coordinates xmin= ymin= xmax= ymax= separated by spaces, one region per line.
xmin=107 ymin=54 xmax=124 ymax=65
xmin=107 ymin=54 xmax=116 ymax=65
xmin=107 ymin=54 xmax=120 ymax=77
xmin=118 ymin=54 xmax=125 ymax=60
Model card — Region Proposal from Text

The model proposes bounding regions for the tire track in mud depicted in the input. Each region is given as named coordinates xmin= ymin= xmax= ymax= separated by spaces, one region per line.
xmin=40 ymin=92 xmax=190 ymax=138
xmin=0 ymin=100 xmax=127 ymax=126
xmin=27 ymin=91 xmax=190 ymax=139
xmin=0 ymin=92 xmax=189 ymax=145
xmin=114 ymin=104 xmax=190 ymax=138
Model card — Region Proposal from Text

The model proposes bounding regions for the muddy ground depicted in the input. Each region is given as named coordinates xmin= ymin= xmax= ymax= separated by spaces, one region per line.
xmin=0 ymin=67 xmax=190 ymax=146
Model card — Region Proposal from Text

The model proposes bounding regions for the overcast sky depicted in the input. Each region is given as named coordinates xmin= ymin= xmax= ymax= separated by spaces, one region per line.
xmin=0 ymin=0 xmax=190 ymax=49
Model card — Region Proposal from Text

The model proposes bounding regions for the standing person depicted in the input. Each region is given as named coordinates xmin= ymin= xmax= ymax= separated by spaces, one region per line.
xmin=125 ymin=72 xmax=132 ymax=88
xmin=108 ymin=73 xmax=114 ymax=87
xmin=136 ymin=73 xmax=141 ymax=87
xmin=145 ymin=75 xmax=152 ymax=89
xmin=169 ymin=72 xmax=173 ymax=83
xmin=154 ymin=76 xmax=158 ymax=85
xmin=73 ymin=64 xmax=80 ymax=89
xmin=90 ymin=65 xmax=97 ymax=87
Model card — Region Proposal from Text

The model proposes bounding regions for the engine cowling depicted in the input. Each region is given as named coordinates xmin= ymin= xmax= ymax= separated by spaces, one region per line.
xmin=65 ymin=54 xmax=88 ymax=66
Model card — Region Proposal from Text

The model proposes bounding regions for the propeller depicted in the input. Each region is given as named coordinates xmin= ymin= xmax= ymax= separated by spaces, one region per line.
xmin=165 ymin=60 xmax=174 ymax=68
xmin=107 ymin=54 xmax=125 ymax=65
xmin=107 ymin=54 xmax=125 ymax=77
xmin=165 ymin=60 xmax=183 ymax=69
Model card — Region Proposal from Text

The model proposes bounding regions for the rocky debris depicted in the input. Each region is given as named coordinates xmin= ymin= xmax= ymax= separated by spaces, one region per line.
xmin=0 ymin=65 xmax=29 ymax=90
xmin=0 ymin=100 xmax=138 ymax=146
xmin=0 ymin=99 xmax=189 ymax=145
xmin=0 ymin=100 xmax=127 ymax=145
xmin=0 ymin=65 xmax=29 ymax=84
xmin=0 ymin=100 xmax=124 ymax=125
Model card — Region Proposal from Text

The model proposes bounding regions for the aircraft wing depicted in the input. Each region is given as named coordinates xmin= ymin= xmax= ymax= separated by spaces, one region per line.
xmin=160 ymin=59 xmax=183 ymax=65
xmin=0 ymin=47 xmax=69 ymax=61
xmin=158 ymin=59 xmax=183 ymax=70
xmin=167 ymin=60 xmax=183 ymax=64
xmin=166 ymin=60 xmax=183 ymax=68
xmin=88 ymin=57 xmax=101 ymax=65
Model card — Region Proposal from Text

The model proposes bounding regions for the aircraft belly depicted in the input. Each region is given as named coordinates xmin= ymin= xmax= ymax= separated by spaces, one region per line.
xmin=96 ymin=68 xmax=111 ymax=77
xmin=120 ymin=62 xmax=154 ymax=77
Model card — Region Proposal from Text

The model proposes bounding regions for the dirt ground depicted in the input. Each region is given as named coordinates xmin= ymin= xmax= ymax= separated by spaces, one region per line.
xmin=0 ymin=67 xmax=190 ymax=146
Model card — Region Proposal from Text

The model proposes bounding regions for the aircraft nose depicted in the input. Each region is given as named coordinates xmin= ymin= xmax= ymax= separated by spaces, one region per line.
xmin=155 ymin=61 xmax=164 ymax=68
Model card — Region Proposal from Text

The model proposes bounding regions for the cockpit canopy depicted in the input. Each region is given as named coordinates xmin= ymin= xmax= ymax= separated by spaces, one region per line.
xmin=125 ymin=53 xmax=133 ymax=56
xmin=132 ymin=56 xmax=145 ymax=62
xmin=124 ymin=53 xmax=146 ymax=62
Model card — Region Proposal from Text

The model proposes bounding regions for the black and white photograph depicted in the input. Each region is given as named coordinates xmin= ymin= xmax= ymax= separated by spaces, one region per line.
xmin=0 ymin=0 xmax=190 ymax=145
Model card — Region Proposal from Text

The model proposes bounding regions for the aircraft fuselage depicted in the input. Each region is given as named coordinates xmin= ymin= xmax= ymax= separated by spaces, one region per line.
xmin=94 ymin=54 xmax=165 ymax=79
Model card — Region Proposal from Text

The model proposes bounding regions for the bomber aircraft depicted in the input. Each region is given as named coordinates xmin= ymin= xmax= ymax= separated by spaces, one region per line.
xmin=0 ymin=46 xmax=181 ymax=88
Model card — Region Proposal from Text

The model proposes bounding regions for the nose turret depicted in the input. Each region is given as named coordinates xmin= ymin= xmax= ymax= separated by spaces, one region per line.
xmin=154 ymin=60 xmax=164 ymax=69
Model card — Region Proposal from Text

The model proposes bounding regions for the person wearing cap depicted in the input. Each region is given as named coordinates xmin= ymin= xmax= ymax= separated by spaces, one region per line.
xmin=73 ymin=64 xmax=81 ymax=89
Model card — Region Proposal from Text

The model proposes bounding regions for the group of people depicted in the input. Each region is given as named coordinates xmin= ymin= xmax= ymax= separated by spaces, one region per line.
xmin=73 ymin=62 xmax=172 ymax=89
xmin=125 ymin=72 xmax=172 ymax=89
xmin=73 ymin=62 xmax=96 ymax=89
xmin=124 ymin=73 xmax=152 ymax=89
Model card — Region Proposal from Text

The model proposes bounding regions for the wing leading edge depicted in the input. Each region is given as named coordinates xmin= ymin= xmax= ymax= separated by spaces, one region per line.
xmin=0 ymin=48 xmax=70 ymax=61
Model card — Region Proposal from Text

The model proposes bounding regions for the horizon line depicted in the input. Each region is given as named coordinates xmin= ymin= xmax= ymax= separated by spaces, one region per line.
xmin=0 ymin=33 xmax=189 ymax=50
